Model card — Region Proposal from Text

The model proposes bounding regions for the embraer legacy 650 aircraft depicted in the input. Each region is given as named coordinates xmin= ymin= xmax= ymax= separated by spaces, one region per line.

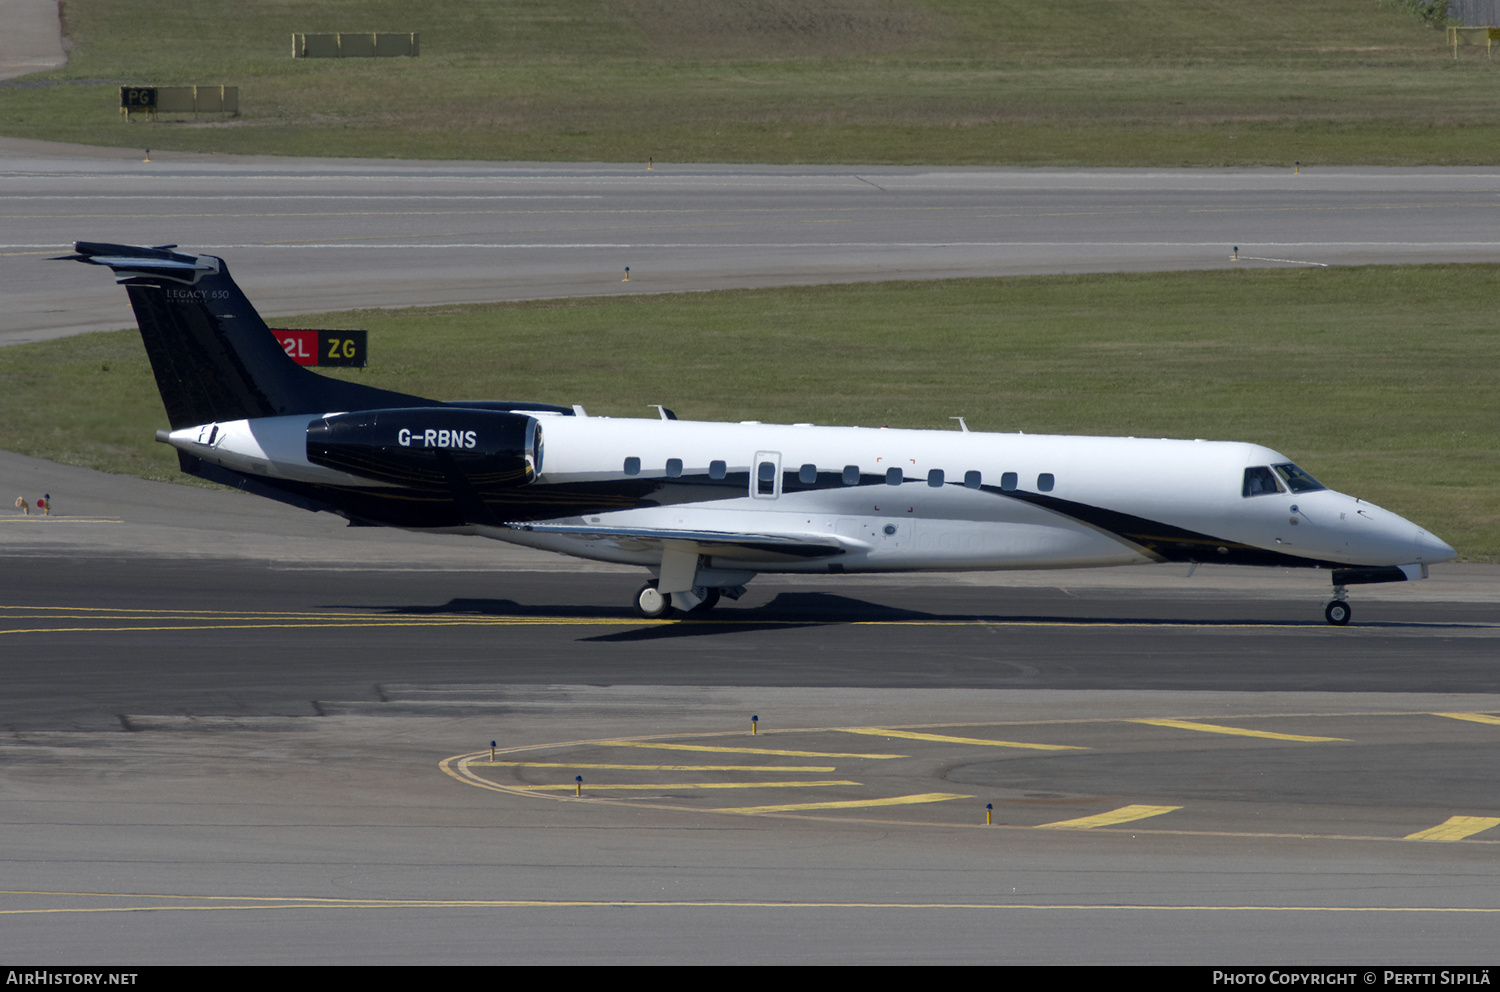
xmin=67 ymin=242 xmax=1455 ymax=624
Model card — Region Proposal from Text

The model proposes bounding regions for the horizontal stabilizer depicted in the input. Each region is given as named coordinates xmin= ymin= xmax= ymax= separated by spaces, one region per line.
xmin=58 ymin=242 xmax=219 ymax=282
xmin=65 ymin=241 xmax=435 ymax=429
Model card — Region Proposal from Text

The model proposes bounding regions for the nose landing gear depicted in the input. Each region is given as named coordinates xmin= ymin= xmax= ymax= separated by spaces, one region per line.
xmin=1323 ymin=585 xmax=1350 ymax=626
xmin=1324 ymin=600 xmax=1351 ymax=625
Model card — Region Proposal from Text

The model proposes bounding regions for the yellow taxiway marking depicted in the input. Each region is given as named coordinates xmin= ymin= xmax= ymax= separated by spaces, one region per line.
xmin=1131 ymin=718 xmax=1348 ymax=742
xmin=1404 ymin=816 xmax=1500 ymax=842
xmin=0 ymin=605 xmax=384 ymax=615
xmin=716 ymin=792 xmax=972 ymax=814
xmin=475 ymin=762 xmax=837 ymax=772
xmin=596 ymin=741 xmax=906 ymax=759
xmin=1434 ymin=712 xmax=1500 ymax=727
xmin=839 ymin=727 xmax=1084 ymax=751
xmin=515 ymin=780 xmax=859 ymax=792
xmin=6 ymin=888 xmax=1500 ymax=916
xmin=0 ymin=622 xmax=626 ymax=634
xmin=443 ymin=749 xmax=1500 ymax=842
xmin=1035 ymin=805 xmax=1182 ymax=830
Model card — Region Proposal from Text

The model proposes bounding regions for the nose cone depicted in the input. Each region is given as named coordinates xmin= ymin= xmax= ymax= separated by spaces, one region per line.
xmin=1328 ymin=493 xmax=1456 ymax=567
xmin=1415 ymin=527 xmax=1457 ymax=565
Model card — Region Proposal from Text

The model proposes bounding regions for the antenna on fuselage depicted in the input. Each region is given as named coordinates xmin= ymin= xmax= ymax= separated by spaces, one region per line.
xmin=950 ymin=417 xmax=969 ymax=432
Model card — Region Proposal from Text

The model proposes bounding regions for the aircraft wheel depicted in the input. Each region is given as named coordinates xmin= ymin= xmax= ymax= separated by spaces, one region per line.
xmin=1324 ymin=600 xmax=1351 ymax=626
xmin=635 ymin=581 xmax=672 ymax=619
xmin=696 ymin=588 xmax=721 ymax=613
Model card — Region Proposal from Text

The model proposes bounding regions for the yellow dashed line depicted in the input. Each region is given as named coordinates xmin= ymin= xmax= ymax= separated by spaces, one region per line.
xmin=1434 ymin=712 xmax=1500 ymax=727
xmin=516 ymin=780 xmax=859 ymax=792
xmin=595 ymin=741 xmax=906 ymax=759
xmin=1404 ymin=816 xmax=1500 ymax=841
xmin=476 ymin=762 xmax=837 ymax=772
xmin=839 ymin=727 xmax=1084 ymax=751
xmin=716 ymin=792 xmax=971 ymax=814
xmin=1131 ymin=718 xmax=1348 ymax=742
xmin=1035 ymin=805 xmax=1182 ymax=829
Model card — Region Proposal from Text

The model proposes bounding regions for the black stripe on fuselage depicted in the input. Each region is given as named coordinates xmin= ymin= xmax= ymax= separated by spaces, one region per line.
xmin=978 ymin=485 xmax=1338 ymax=569
xmin=185 ymin=461 xmax=1335 ymax=569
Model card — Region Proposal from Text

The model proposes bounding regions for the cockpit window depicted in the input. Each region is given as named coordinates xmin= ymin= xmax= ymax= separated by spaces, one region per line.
xmin=1272 ymin=463 xmax=1326 ymax=494
xmin=1242 ymin=466 xmax=1283 ymax=497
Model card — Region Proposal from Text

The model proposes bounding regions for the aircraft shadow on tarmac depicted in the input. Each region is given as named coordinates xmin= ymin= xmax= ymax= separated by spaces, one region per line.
xmin=327 ymin=592 xmax=877 ymax=639
xmin=315 ymin=592 xmax=1403 ymax=642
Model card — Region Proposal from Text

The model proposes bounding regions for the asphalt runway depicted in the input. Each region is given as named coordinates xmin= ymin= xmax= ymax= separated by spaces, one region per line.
xmin=6 ymin=140 xmax=1500 ymax=343
xmin=3 ymin=450 xmax=1499 ymax=963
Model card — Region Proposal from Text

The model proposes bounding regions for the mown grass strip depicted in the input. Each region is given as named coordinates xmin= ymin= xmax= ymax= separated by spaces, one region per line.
xmin=1 ymin=1 xmax=1493 ymax=166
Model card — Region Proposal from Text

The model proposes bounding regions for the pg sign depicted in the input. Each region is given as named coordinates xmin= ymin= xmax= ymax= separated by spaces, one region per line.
xmin=120 ymin=86 xmax=158 ymax=110
xmin=273 ymin=329 xmax=368 ymax=368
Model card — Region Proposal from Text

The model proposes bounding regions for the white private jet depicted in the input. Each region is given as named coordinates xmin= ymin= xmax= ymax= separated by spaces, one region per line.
xmin=66 ymin=242 xmax=1456 ymax=624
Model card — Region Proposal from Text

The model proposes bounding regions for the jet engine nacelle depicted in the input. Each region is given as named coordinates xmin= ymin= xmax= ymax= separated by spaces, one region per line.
xmin=306 ymin=407 xmax=543 ymax=491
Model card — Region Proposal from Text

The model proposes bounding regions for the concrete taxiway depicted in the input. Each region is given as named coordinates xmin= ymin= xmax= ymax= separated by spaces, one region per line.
xmin=3 ymin=448 xmax=1498 ymax=963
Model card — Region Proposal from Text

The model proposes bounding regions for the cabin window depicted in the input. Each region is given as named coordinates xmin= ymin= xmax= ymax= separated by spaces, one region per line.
xmin=1272 ymin=463 xmax=1326 ymax=494
xmin=624 ymin=456 xmax=640 ymax=476
xmin=885 ymin=467 xmax=903 ymax=486
xmin=927 ymin=469 xmax=944 ymax=488
xmin=1038 ymin=473 xmax=1055 ymax=492
xmin=1242 ymin=466 xmax=1283 ymax=497
xmin=964 ymin=470 xmax=982 ymax=489
xmin=799 ymin=463 xmax=817 ymax=484
xmin=1000 ymin=471 xmax=1018 ymax=491
xmin=843 ymin=465 xmax=860 ymax=486
xmin=665 ymin=458 xmax=683 ymax=478
xmin=709 ymin=460 xmax=727 ymax=480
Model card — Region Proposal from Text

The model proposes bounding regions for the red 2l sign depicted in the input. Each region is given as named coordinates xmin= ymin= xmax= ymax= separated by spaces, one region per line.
xmin=279 ymin=329 xmax=319 ymax=364
xmin=272 ymin=329 xmax=367 ymax=367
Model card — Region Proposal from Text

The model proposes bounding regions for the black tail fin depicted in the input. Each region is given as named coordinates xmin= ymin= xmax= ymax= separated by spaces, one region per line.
xmin=64 ymin=242 xmax=433 ymax=429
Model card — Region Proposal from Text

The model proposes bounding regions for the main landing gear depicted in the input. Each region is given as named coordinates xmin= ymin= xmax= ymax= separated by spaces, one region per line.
xmin=1323 ymin=584 xmax=1351 ymax=626
xmin=633 ymin=581 xmax=731 ymax=619
xmin=635 ymin=581 xmax=671 ymax=619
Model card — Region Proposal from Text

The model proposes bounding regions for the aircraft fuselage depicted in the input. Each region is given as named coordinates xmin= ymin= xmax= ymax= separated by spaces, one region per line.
xmin=161 ymin=413 xmax=1451 ymax=578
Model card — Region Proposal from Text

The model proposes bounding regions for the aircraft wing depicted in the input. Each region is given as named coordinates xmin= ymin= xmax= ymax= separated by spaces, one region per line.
xmin=505 ymin=522 xmax=860 ymax=563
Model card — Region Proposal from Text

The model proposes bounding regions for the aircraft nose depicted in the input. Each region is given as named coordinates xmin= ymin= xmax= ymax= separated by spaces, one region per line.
xmin=1415 ymin=527 xmax=1457 ymax=564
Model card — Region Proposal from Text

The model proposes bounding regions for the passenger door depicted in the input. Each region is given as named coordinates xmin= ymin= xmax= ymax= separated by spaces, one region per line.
xmin=751 ymin=451 xmax=782 ymax=500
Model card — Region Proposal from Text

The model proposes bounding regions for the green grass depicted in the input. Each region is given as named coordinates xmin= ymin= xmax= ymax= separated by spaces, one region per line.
xmin=2 ymin=265 xmax=1495 ymax=558
xmin=1 ymin=0 xmax=1497 ymax=164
